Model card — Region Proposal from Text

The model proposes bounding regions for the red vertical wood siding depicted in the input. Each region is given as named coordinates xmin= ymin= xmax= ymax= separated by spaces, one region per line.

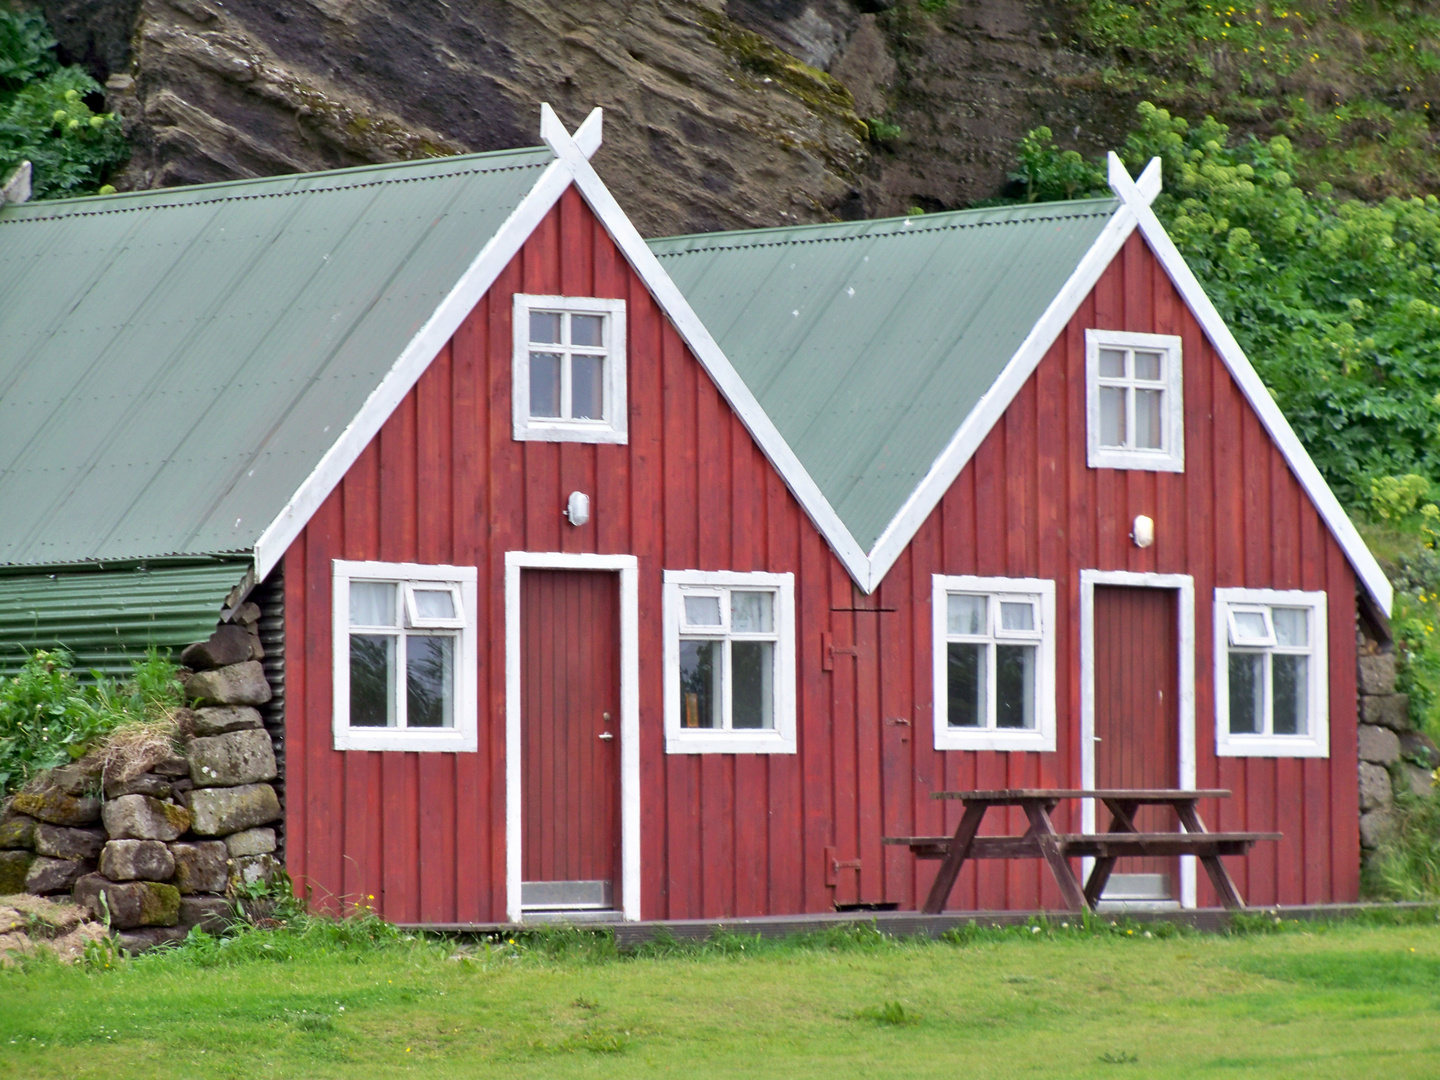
xmin=281 ymin=199 xmax=1361 ymax=922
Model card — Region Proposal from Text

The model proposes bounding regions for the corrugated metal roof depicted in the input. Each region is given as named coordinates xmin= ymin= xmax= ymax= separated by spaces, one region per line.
xmin=0 ymin=146 xmax=554 ymax=567
xmin=0 ymin=561 xmax=248 ymax=677
xmin=649 ymin=198 xmax=1119 ymax=551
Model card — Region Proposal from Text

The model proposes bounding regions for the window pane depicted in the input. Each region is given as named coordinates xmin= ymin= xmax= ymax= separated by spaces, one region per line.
xmin=1099 ymin=386 xmax=1126 ymax=447
xmin=947 ymin=594 xmax=986 ymax=636
xmin=529 ymin=352 xmax=562 ymax=417
xmin=1228 ymin=652 xmax=1263 ymax=734
xmin=1134 ymin=389 xmax=1164 ymax=449
xmin=1231 ymin=610 xmax=1269 ymax=642
xmin=529 ymin=311 xmax=561 ymax=344
xmin=732 ymin=641 xmax=775 ymax=729
xmin=680 ymin=640 xmax=721 ymax=728
xmin=1134 ymin=351 xmax=1163 ymax=381
xmin=947 ymin=642 xmax=985 ymax=727
xmin=1099 ymin=348 xmax=1126 ymax=377
xmin=683 ymin=595 xmax=722 ymax=626
xmin=412 ymin=588 xmax=456 ymax=621
xmin=731 ymin=590 xmax=774 ymax=633
xmin=999 ymin=600 xmax=1034 ymax=632
xmin=996 ymin=644 xmax=1036 ymax=729
xmin=571 ymin=314 xmax=604 ymax=347
xmin=1273 ymin=654 xmax=1307 ymax=736
xmin=350 ymin=581 xmax=397 ymax=627
xmin=406 ymin=635 xmax=454 ymax=728
xmin=350 ymin=634 xmax=394 ymax=727
xmin=1273 ymin=607 xmax=1308 ymax=647
xmin=571 ymin=354 xmax=604 ymax=420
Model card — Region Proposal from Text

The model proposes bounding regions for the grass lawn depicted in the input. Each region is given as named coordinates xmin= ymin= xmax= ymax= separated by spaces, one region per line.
xmin=2 ymin=914 xmax=1439 ymax=1079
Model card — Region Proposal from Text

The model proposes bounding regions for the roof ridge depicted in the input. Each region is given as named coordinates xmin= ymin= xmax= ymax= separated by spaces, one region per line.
xmin=650 ymin=198 xmax=1119 ymax=256
xmin=0 ymin=148 xmax=553 ymax=225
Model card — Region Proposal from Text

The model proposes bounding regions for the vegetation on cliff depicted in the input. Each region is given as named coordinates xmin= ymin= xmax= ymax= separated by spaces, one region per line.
xmin=0 ymin=5 xmax=126 ymax=199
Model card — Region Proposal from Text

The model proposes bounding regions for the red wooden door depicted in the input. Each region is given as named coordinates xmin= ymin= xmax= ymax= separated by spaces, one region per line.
xmin=1093 ymin=586 xmax=1179 ymax=901
xmin=520 ymin=569 xmax=621 ymax=911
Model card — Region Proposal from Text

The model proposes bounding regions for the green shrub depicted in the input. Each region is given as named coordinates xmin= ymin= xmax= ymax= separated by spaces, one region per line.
xmin=0 ymin=6 xmax=128 ymax=199
xmin=1367 ymin=787 xmax=1440 ymax=901
xmin=0 ymin=647 xmax=183 ymax=795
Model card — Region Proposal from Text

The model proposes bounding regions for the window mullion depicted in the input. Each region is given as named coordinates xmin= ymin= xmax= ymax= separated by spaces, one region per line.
xmin=722 ymin=636 xmax=733 ymax=731
xmin=395 ymin=630 xmax=407 ymax=730
xmin=986 ymin=640 xmax=997 ymax=731
xmin=1262 ymin=650 xmax=1273 ymax=737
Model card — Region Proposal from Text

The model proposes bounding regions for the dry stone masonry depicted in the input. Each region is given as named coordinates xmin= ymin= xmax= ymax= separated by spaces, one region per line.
xmin=0 ymin=601 xmax=283 ymax=952
xmin=1357 ymin=632 xmax=1440 ymax=866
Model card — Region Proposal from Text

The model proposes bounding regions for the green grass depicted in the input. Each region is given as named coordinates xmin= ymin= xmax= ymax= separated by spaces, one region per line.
xmin=3 ymin=915 xmax=1440 ymax=1078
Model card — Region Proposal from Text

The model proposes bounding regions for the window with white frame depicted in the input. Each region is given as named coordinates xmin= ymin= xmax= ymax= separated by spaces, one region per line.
xmin=663 ymin=571 xmax=796 ymax=754
xmin=512 ymin=294 xmax=627 ymax=443
xmin=1214 ymin=588 xmax=1328 ymax=757
xmin=932 ymin=576 xmax=1057 ymax=752
xmin=1086 ymin=329 xmax=1184 ymax=472
xmin=332 ymin=561 xmax=478 ymax=752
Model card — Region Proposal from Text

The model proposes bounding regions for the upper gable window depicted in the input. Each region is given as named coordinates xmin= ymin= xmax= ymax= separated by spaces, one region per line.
xmin=512 ymin=294 xmax=627 ymax=444
xmin=1085 ymin=330 xmax=1184 ymax=472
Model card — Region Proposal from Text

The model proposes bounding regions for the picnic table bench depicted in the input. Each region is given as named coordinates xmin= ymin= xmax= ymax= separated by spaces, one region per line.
xmin=884 ymin=789 xmax=1280 ymax=913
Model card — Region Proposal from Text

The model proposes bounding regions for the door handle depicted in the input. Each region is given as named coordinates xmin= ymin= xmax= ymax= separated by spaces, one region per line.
xmin=598 ymin=732 xmax=614 ymax=741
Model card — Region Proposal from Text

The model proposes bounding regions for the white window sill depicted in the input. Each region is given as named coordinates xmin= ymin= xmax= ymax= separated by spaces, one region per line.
xmin=665 ymin=731 xmax=797 ymax=755
xmin=1214 ymin=734 xmax=1328 ymax=758
xmin=334 ymin=728 xmax=478 ymax=753
xmin=1088 ymin=447 xmax=1185 ymax=473
xmin=513 ymin=420 xmax=628 ymax=444
xmin=934 ymin=727 xmax=1055 ymax=753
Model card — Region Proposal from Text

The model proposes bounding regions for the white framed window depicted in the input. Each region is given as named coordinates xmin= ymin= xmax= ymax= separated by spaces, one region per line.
xmin=663 ymin=570 xmax=796 ymax=754
xmin=512 ymin=294 xmax=627 ymax=443
xmin=332 ymin=560 xmax=479 ymax=752
xmin=1214 ymin=588 xmax=1328 ymax=757
xmin=932 ymin=575 xmax=1057 ymax=752
xmin=1086 ymin=329 xmax=1184 ymax=472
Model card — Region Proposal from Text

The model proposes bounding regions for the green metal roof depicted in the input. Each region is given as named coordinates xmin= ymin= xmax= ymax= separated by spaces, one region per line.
xmin=0 ymin=561 xmax=249 ymax=678
xmin=0 ymin=146 xmax=554 ymax=568
xmin=649 ymin=198 xmax=1120 ymax=551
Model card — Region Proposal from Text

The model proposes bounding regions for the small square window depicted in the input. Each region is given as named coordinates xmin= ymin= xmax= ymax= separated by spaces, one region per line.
xmin=1086 ymin=330 xmax=1184 ymax=472
xmin=933 ymin=576 xmax=1057 ymax=752
xmin=1214 ymin=588 xmax=1328 ymax=758
xmin=333 ymin=561 xmax=478 ymax=752
xmin=664 ymin=571 xmax=796 ymax=754
xmin=513 ymin=294 xmax=627 ymax=443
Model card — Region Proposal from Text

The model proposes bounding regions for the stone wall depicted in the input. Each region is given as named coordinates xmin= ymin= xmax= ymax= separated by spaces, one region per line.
xmin=0 ymin=600 xmax=285 ymax=952
xmin=1357 ymin=628 xmax=1440 ymax=868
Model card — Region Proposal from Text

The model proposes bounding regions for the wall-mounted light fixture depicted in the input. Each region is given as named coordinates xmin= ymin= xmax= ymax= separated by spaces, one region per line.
xmin=1131 ymin=514 xmax=1154 ymax=549
xmin=565 ymin=491 xmax=590 ymax=527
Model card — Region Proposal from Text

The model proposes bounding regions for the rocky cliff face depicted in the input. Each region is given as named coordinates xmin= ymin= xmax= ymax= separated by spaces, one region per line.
xmin=35 ymin=0 xmax=1126 ymax=236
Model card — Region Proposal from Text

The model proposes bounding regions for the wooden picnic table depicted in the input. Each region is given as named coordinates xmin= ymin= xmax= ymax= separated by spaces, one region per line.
xmin=884 ymin=789 xmax=1281 ymax=914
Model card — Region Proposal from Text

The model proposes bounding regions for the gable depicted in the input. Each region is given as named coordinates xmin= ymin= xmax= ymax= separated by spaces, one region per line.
xmin=0 ymin=147 xmax=556 ymax=569
xmin=650 ymin=201 xmax=1119 ymax=553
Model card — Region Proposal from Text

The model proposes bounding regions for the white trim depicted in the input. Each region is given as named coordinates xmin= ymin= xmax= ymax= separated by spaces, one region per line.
xmin=1213 ymin=587 xmax=1329 ymax=758
xmin=1106 ymin=154 xmax=1392 ymax=615
xmin=864 ymin=203 xmax=1141 ymax=591
xmin=511 ymin=293 xmax=628 ymax=443
xmin=331 ymin=560 xmax=478 ymax=752
xmin=1079 ymin=570 xmax=1197 ymax=909
xmin=1084 ymin=329 xmax=1185 ymax=472
xmin=930 ymin=575 xmax=1057 ymax=752
xmin=662 ymin=570 xmax=797 ymax=754
xmin=504 ymin=551 xmax=640 ymax=923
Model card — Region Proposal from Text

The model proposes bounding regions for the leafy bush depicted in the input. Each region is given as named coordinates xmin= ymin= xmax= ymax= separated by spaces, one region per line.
xmin=0 ymin=6 xmax=127 ymax=199
xmin=0 ymin=647 xmax=183 ymax=795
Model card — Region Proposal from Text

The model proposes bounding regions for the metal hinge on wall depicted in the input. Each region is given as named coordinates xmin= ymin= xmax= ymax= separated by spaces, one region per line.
xmin=823 ymin=845 xmax=862 ymax=887
xmin=820 ymin=631 xmax=859 ymax=671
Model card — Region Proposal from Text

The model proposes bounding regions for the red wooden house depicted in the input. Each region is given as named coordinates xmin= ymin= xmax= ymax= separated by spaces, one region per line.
xmin=0 ymin=107 xmax=1389 ymax=923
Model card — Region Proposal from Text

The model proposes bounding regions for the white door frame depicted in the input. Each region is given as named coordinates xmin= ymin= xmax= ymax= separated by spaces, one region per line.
xmin=505 ymin=551 xmax=640 ymax=922
xmin=1079 ymin=569 xmax=1197 ymax=908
